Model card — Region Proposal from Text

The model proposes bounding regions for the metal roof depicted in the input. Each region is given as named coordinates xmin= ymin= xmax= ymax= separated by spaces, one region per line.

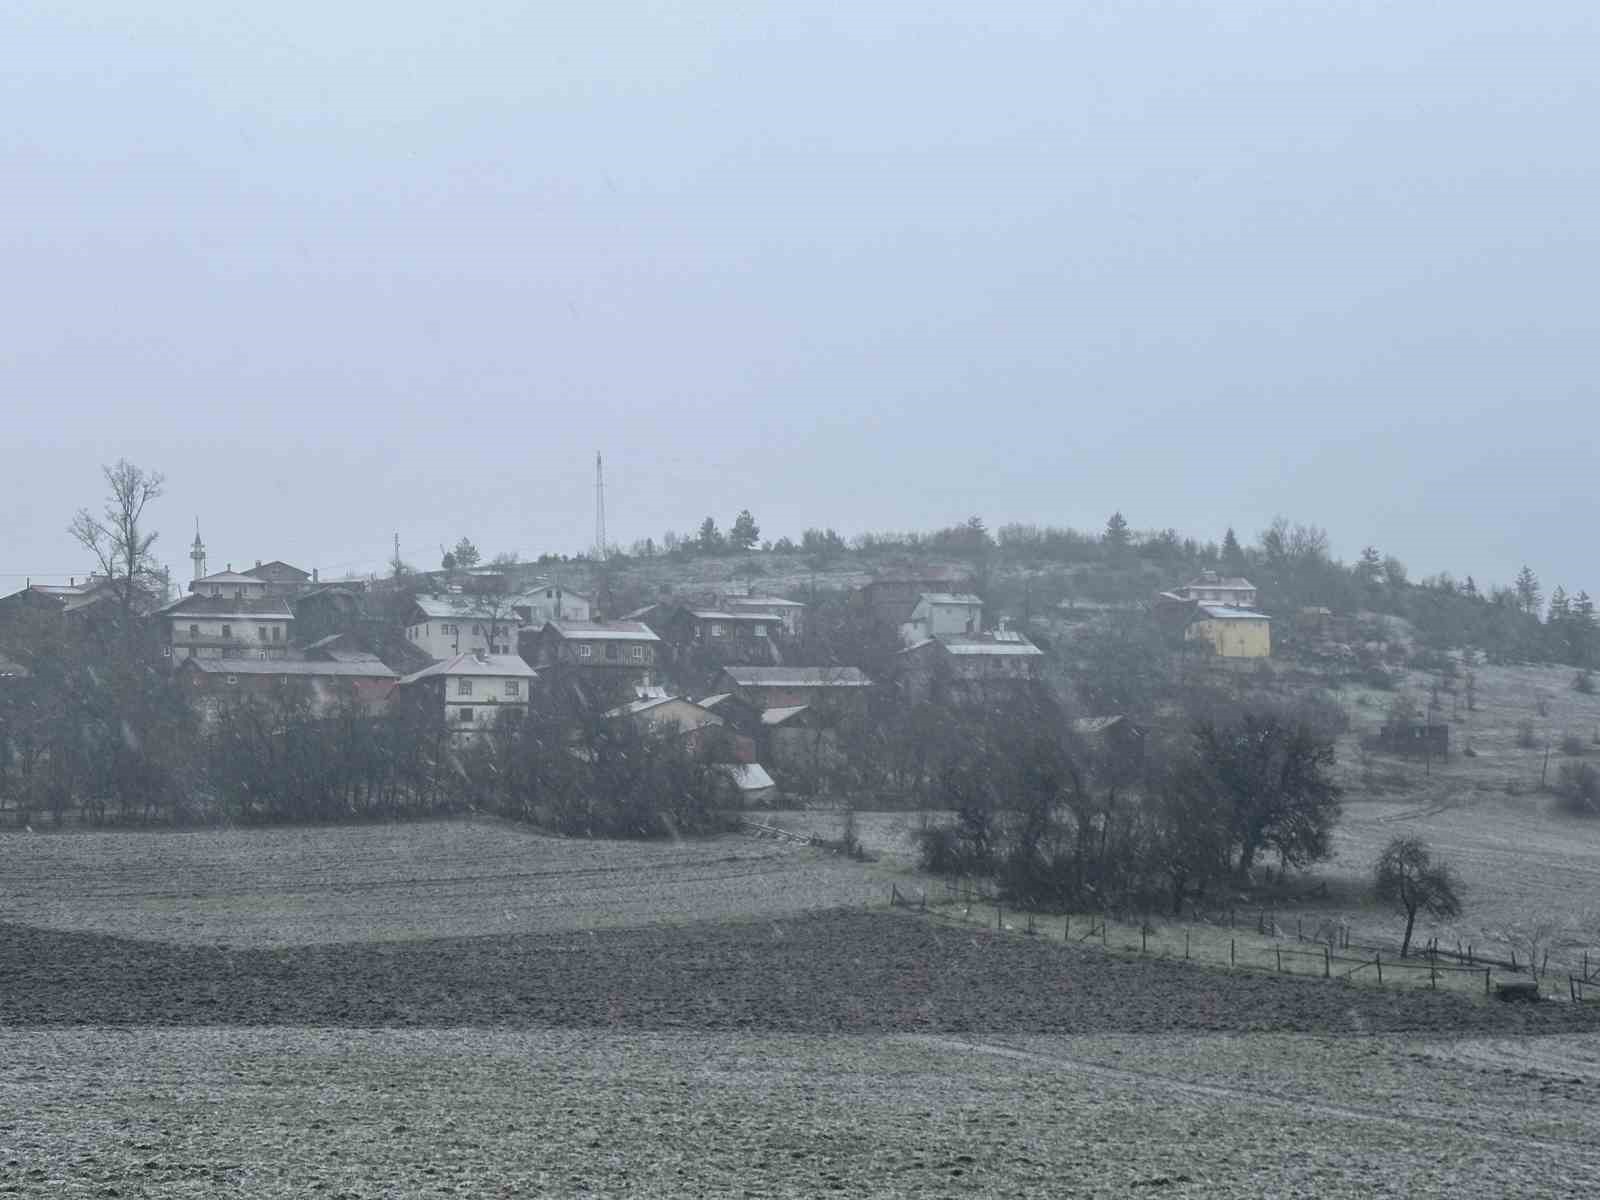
xmin=538 ymin=620 xmax=660 ymax=642
xmin=935 ymin=634 xmax=1044 ymax=657
xmin=410 ymin=595 xmax=518 ymax=621
xmin=723 ymin=596 xmax=806 ymax=609
xmin=161 ymin=595 xmax=294 ymax=617
xmin=1184 ymin=576 xmax=1255 ymax=590
xmin=399 ymin=653 xmax=537 ymax=684
xmin=721 ymin=666 xmax=872 ymax=687
xmin=688 ymin=609 xmax=774 ymax=622
xmin=760 ymin=704 xmax=811 ymax=726
xmin=184 ymin=658 xmax=395 ymax=679
xmin=194 ymin=571 xmax=269 ymax=586
xmin=917 ymin=593 xmax=984 ymax=606
xmin=1196 ymin=605 xmax=1272 ymax=621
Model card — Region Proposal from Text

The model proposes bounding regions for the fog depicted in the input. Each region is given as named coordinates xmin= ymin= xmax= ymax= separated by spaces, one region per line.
xmin=5 ymin=2 xmax=1597 ymax=590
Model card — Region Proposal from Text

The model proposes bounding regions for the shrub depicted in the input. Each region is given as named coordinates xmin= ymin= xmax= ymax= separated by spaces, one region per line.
xmin=1554 ymin=761 xmax=1600 ymax=816
xmin=1561 ymin=733 xmax=1586 ymax=757
xmin=1516 ymin=720 xmax=1538 ymax=749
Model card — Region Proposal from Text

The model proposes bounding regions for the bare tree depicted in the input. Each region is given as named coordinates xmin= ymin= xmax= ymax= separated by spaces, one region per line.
xmin=69 ymin=459 xmax=165 ymax=623
xmin=1374 ymin=836 xmax=1463 ymax=957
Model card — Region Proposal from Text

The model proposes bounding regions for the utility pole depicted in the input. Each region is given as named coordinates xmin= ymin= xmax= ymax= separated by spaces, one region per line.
xmin=595 ymin=451 xmax=607 ymax=562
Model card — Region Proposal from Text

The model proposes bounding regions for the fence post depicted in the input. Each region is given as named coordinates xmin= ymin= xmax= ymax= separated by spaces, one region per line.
xmin=1324 ymin=945 xmax=1330 ymax=978
xmin=1230 ymin=938 xmax=1235 ymax=967
xmin=1141 ymin=924 xmax=1148 ymax=953
xmin=1485 ymin=967 xmax=1491 ymax=996
xmin=1102 ymin=918 xmax=1108 ymax=948
xmin=1276 ymin=947 xmax=1282 ymax=973
xmin=892 ymin=883 xmax=900 ymax=907
xmin=1064 ymin=916 xmax=1070 ymax=941
xmin=1430 ymin=961 xmax=1437 ymax=990
xmin=1376 ymin=951 xmax=1382 ymax=984
xmin=1297 ymin=916 xmax=1302 ymax=941
xmin=997 ymin=904 xmax=1003 ymax=932
xmin=1185 ymin=929 xmax=1191 ymax=960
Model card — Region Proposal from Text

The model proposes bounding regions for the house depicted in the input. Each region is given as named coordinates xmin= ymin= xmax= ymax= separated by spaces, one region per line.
xmin=161 ymin=582 xmax=294 ymax=663
xmin=1176 ymin=572 xmax=1258 ymax=608
xmin=396 ymin=651 xmax=536 ymax=736
xmin=405 ymin=596 xmax=521 ymax=660
xmin=0 ymin=575 xmax=156 ymax=624
xmin=510 ymin=582 xmax=593 ymax=627
xmin=716 ymin=665 xmax=873 ymax=711
xmin=718 ymin=593 xmax=807 ymax=638
xmin=900 ymin=592 xmax=984 ymax=645
xmin=244 ymin=560 xmax=313 ymax=597
xmin=303 ymin=632 xmax=384 ymax=664
xmin=523 ymin=620 xmax=661 ymax=688
xmin=656 ymin=611 xmax=780 ymax=668
xmin=1185 ymin=605 xmax=1272 ymax=659
xmin=718 ymin=762 xmax=778 ymax=805
xmin=858 ymin=568 xmax=976 ymax=626
xmin=603 ymin=694 xmax=753 ymax=759
xmin=178 ymin=657 xmax=398 ymax=719
xmin=761 ymin=704 xmax=847 ymax=775
xmin=897 ymin=630 xmax=1045 ymax=701
xmin=290 ymin=586 xmax=365 ymax=643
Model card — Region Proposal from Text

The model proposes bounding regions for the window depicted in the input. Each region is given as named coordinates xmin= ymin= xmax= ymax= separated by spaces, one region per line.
xmin=211 ymin=585 xmax=221 ymax=596
xmin=161 ymin=646 xmax=171 ymax=658
xmin=752 ymin=624 xmax=765 ymax=637
xmin=606 ymin=643 xmax=619 ymax=660
xmin=629 ymin=645 xmax=644 ymax=662
xmin=579 ymin=644 xmax=592 ymax=658
xmin=458 ymin=706 xmax=474 ymax=723
xmin=259 ymin=627 xmax=268 ymax=641
xmin=258 ymin=650 xmax=268 ymax=661
xmin=458 ymin=679 xmax=473 ymax=696
xmin=272 ymin=626 xmax=281 ymax=641
xmin=189 ymin=624 xmax=199 ymax=638
xmin=472 ymin=624 xmax=481 ymax=635
xmin=505 ymin=680 xmax=520 ymax=697
xmin=221 ymin=625 xmax=231 ymax=640
xmin=711 ymin=623 xmax=724 ymax=638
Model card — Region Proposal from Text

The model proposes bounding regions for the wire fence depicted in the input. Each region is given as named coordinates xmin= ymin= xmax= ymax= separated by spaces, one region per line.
xmin=885 ymin=879 xmax=1599 ymax=1003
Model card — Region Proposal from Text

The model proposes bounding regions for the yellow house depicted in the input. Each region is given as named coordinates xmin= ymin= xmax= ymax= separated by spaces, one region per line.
xmin=1186 ymin=604 xmax=1272 ymax=658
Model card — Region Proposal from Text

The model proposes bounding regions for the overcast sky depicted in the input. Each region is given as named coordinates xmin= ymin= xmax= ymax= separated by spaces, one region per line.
xmin=5 ymin=2 xmax=1597 ymax=595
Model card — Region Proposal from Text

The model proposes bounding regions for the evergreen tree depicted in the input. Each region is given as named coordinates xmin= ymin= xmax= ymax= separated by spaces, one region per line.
xmin=729 ymin=509 xmax=760 ymax=551
xmin=1573 ymin=592 xmax=1598 ymax=668
xmin=450 ymin=537 xmax=481 ymax=569
xmin=1460 ymin=575 xmax=1479 ymax=600
xmin=1221 ymin=527 xmax=1246 ymax=573
xmin=697 ymin=517 xmax=724 ymax=555
xmin=1515 ymin=566 xmax=1543 ymax=617
xmin=1104 ymin=511 xmax=1131 ymax=558
xmin=1357 ymin=545 xmax=1384 ymax=585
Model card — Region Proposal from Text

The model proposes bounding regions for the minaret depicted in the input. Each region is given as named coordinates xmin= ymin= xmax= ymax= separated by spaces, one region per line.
xmin=190 ymin=520 xmax=207 ymax=583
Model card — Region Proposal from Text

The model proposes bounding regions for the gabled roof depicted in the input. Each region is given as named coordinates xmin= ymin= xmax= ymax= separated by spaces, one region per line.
xmin=410 ymin=595 xmax=518 ymax=621
xmin=161 ymin=594 xmax=294 ymax=618
xmin=917 ymin=592 xmax=984 ymax=606
xmin=182 ymin=658 xmax=396 ymax=679
xmin=1184 ymin=576 xmax=1255 ymax=591
xmin=723 ymin=596 xmax=807 ymax=609
xmin=604 ymin=695 xmax=724 ymax=725
xmin=721 ymin=666 xmax=872 ymax=688
xmin=246 ymin=561 xmax=310 ymax=579
xmin=398 ymin=653 xmax=536 ymax=684
xmin=687 ymin=609 xmax=774 ymax=623
xmin=193 ymin=571 xmax=269 ymax=587
xmin=538 ymin=620 xmax=660 ymax=642
xmin=760 ymin=704 xmax=811 ymax=726
xmin=697 ymin=692 xmax=734 ymax=709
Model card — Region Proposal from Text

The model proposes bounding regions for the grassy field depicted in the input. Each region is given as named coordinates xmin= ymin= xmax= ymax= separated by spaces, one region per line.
xmin=0 ymin=818 xmax=894 ymax=946
xmin=2 ymin=819 xmax=1598 ymax=1196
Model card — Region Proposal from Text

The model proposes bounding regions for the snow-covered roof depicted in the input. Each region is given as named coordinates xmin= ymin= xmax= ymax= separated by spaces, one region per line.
xmin=184 ymin=658 xmax=395 ymax=679
xmin=399 ymin=653 xmax=536 ymax=684
xmin=411 ymin=595 xmax=517 ymax=621
xmin=721 ymin=666 xmax=872 ymax=688
xmin=720 ymin=763 xmax=776 ymax=792
xmin=936 ymin=633 xmax=1044 ymax=657
xmin=538 ymin=620 xmax=660 ymax=642
xmin=1195 ymin=605 xmax=1272 ymax=621
xmin=760 ymin=704 xmax=811 ymax=726
xmin=917 ymin=593 xmax=984 ymax=606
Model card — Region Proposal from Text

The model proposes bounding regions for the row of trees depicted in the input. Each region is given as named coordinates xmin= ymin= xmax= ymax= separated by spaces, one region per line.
xmin=913 ymin=692 xmax=1344 ymax=914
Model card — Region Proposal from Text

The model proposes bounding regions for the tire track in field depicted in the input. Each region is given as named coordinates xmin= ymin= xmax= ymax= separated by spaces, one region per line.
xmin=907 ymin=1035 xmax=1600 ymax=1162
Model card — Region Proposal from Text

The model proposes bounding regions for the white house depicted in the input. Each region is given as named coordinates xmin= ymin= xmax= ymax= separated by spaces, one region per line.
xmin=900 ymin=592 xmax=984 ymax=645
xmin=397 ymin=651 xmax=537 ymax=737
xmin=1177 ymin=572 xmax=1257 ymax=608
xmin=510 ymin=582 xmax=593 ymax=626
xmin=405 ymin=596 xmax=521 ymax=660
xmin=161 ymin=569 xmax=295 ymax=662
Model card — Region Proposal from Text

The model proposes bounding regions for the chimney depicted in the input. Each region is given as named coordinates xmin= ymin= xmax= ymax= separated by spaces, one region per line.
xmin=255 ymin=560 xmax=262 ymax=568
xmin=312 ymin=567 xmax=319 ymax=584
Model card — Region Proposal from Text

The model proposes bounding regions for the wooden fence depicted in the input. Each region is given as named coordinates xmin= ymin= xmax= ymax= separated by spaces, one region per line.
xmin=900 ymin=883 xmax=1597 ymax=1001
